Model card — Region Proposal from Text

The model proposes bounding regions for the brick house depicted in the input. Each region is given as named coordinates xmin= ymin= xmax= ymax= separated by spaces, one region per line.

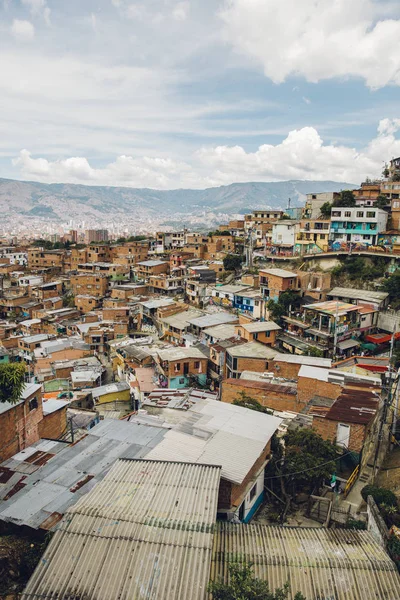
xmin=71 ymin=274 xmax=109 ymax=298
xmin=259 ymin=268 xmax=298 ymax=302
xmin=156 ymin=347 xmax=208 ymax=388
xmin=0 ymin=383 xmax=43 ymax=462
xmin=270 ymin=353 xmax=332 ymax=380
xmin=135 ymin=260 xmax=169 ymax=281
xmin=234 ymin=321 xmax=281 ymax=346
xmin=225 ymin=342 xmax=277 ymax=379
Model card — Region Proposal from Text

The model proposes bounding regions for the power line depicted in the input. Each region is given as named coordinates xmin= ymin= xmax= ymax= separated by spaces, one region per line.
xmin=265 ymin=449 xmax=355 ymax=481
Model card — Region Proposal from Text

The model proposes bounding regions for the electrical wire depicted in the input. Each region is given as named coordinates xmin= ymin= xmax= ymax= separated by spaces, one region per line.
xmin=265 ymin=448 xmax=355 ymax=480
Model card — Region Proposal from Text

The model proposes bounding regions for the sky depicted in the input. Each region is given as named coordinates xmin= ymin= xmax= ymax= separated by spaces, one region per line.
xmin=1 ymin=0 xmax=400 ymax=189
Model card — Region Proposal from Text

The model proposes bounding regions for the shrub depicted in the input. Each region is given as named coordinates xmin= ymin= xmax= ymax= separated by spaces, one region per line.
xmin=361 ymin=485 xmax=398 ymax=507
xmin=346 ymin=518 xmax=366 ymax=530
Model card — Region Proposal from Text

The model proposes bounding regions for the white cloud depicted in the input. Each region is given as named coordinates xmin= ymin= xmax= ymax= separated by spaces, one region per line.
xmin=22 ymin=0 xmax=51 ymax=24
xmin=11 ymin=19 xmax=35 ymax=41
xmin=13 ymin=150 xmax=199 ymax=189
xmin=12 ymin=119 xmax=400 ymax=189
xmin=220 ymin=0 xmax=400 ymax=89
xmin=302 ymin=97 xmax=311 ymax=105
xmin=172 ymin=1 xmax=190 ymax=21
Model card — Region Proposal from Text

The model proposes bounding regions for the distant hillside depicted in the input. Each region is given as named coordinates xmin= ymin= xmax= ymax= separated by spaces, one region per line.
xmin=0 ymin=178 xmax=357 ymax=223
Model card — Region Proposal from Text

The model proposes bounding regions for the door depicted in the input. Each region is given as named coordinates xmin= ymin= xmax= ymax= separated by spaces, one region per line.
xmin=183 ymin=362 xmax=189 ymax=375
xmin=337 ymin=423 xmax=350 ymax=448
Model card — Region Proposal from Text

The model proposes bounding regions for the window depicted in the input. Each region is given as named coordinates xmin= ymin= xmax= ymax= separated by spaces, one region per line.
xmin=356 ymin=211 xmax=364 ymax=218
xmin=233 ymin=358 xmax=238 ymax=370
xmin=345 ymin=211 xmax=351 ymax=217
xmin=249 ymin=483 xmax=257 ymax=502
xmin=332 ymin=211 xmax=341 ymax=217
xmin=194 ymin=361 xmax=200 ymax=369
xmin=253 ymin=333 xmax=258 ymax=340
xmin=174 ymin=363 xmax=181 ymax=372
xmin=320 ymin=234 xmax=326 ymax=240
xmin=29 ymin=397 xmax=38 ymax=411
xmin=179 ymin=378 xmax=185 ymax=384
xmin=366 ymin=211 xmax=375 ymax=218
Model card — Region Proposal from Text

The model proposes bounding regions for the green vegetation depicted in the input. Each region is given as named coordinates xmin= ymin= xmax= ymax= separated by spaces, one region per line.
xmin=0 ymin=363 xmax=26 ymax=404
xmin=233 ymin=391 xmax=272 ymax=414
xmin=223 ymin=254 xmax=244 ymax=272
xmin=267 ymin=291 xmax=301 ymax=324
xmin=332 ymin=256 xmax=388 ymax=283
xmin=208 ymin=563 xmax=306 ymax=600
xmin=374 ymin=195 xmax=389 ymax=209
xmin=306 ymin=347 xmax=324 ymax=357
xmin=208 ymin=230 xmax=231 ymax=236
xmin=266 ymin=429 xmax=339 ymax=509
xmin=320 ymin=202 xmax=332 ymax=218
xmin=33 ymin=239 xmax=70 ymax=250
xmin=382 ymin=270 xmax=400 ymax=308
xmin=345 ymin=518 xmax=366 ymax=530
xmin=361 ymin=485 xmax=397 ymax=507
xmin=127 ymin=235 xmax=147 ymax=242
xmin=333 ymin=190 xmax=356 ymax=207
xmin=62 ymin=293 xmax=75 ymax=308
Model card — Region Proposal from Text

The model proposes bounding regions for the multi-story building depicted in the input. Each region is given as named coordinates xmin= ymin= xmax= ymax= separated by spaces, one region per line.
xmin=353 ymin=181 xmax=382 ymax=207
xmin=28 ymin=248 xmax=65 ymax=271
xmin=155 ymin=231 xmax=186 ymax=254
xmin=270 ymin=221 xmax=300 ymax=255
xmin=71 ymin=274 xmax=109 ymax=298
xmin=302 ymin=192 xmax=340 ymax=219
xmin=84 ymin=229 xmax=109 ymax=244
xmin=135 ymin=260 xmax=169 ymax=281
xmin=295 ymin=219 xmax=330 ymax=253
xmin=259 ymin=268 xmax=298 ymax=302
xmin=382 ymin=157 xmax=400 ymax=229
xmin=148 ymin=271 xmax=185 ymax=295
xmin=330 ymin=207 xmax=388 ymax=248
xmin=156 ymin=347 xmax=208 ymax=388
xmin=244 ymin=210 xmax=283 ymax=233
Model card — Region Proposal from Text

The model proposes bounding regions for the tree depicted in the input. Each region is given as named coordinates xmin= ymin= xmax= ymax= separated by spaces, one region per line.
xmin=333 ymin=190 xmax=356 ymax=207
xmin=374 ymin=195 xmax=388 ymax=210
xmin=223 ymin=254 xmax=243 ymax=272
xmin=382 ymin=270 xmax=400 ymax=308
xmin=267 ymin=290 xmax=301 ymax=324
xmin=281 ymin=429 xmax=338 ymax=493
xmin=307 ymin=347 xmax=323 ymax=357
xmin=63 ymin=293 xmax=75 ymax=308
xmin=320 ymin=202 xmax=332 ymax=218
xmin=127 ymin=235 xmax=147 ymax=242
xmin=0 ymin=363 xmax=26 ymax=405
xmin=209 ymin=563 xmax=306 ymax=600
xmin=233 ymin=391 xmax=272 ymax=414
xmin=116 ymin=237 xmax=127 ymax=243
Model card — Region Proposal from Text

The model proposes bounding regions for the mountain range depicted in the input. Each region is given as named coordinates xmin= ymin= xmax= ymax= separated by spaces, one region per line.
xmin=0 ymin=178 xmax=357 ymax=225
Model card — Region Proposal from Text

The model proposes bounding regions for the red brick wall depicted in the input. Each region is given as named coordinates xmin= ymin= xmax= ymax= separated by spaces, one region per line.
xmin=312 ymin=417 xmax=366 ymax=453
xmin=0 ymin=398 xmax=43 ymax=462
xmin=39 ymin=408 xmax=67 ymax=440
xmin=270 ymin=361 xmax=302 ymax=380
xmin=221 ymin=380 xmax=298 ymax=413
xmin=297 ymin=376 xmax=340 ymax=404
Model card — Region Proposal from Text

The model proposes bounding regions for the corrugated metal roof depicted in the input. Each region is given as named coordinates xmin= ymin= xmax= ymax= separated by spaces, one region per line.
xmin=0 ymin=420 xmax=167 ymax=530
xmin=146 ymin=398 xmax=282 ymax=485
xmin=22 ymin=459 xmax=221 ymax=600
xmin=211 ymin=523 xmax=400 ymax=600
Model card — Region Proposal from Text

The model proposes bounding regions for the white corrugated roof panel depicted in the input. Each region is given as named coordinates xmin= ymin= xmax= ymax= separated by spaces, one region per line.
xmin=22 ymin=459 xmax=221 ymax=600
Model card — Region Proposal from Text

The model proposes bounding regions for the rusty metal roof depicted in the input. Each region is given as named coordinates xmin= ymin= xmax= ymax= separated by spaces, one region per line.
xmin=211 ymin=523 xmax=400 ymax=600
xmin=22 ymin=459 xmax=221 ymax=600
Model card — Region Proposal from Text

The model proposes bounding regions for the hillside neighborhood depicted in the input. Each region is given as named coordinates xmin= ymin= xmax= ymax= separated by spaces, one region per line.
xmin=2 ymin=160 xmax=400 ymax=598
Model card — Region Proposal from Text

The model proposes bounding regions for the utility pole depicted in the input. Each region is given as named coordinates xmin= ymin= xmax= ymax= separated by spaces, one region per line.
xmin=373 ymin=330 xmax=399 ymax=474
xmin=332 ymin=300 xmax=339 ymax=362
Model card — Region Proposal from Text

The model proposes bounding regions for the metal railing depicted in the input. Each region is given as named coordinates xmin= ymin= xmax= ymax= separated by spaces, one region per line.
xmin=344 ymin=464 xmax=360 ymax=498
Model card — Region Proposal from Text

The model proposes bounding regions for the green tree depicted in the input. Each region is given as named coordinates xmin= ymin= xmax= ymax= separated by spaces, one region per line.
xmin=382 ymin=270 xmax=400 ymax=309
xmin=127 ymin=235 xmax=147 ymax=242
xmin=333 ymin=190 xmax=356 ymax=207
xmin=223 ymin=254 xmax=243 ymax=272
xmin=209 ymin=563 xmax=306 ymax=600
xmin=307 ymin=347 xmax=323 ymax=357
xmin=233 ymin=391 xmax=272 ymax=414
xmin=267 ymin=290 xmax=300 ymax=324
xmin=374 ymin=195 xmax=388 ymax=209
xmin=320 ymin=202 xmax=332 ymax=218
xmin=116 ymin=237 xmax=127 ymax=243
xmin=63 ymin=293 xmax=75 ymax=308
xmin=0 ymin=363 xmax=26 ymax=405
